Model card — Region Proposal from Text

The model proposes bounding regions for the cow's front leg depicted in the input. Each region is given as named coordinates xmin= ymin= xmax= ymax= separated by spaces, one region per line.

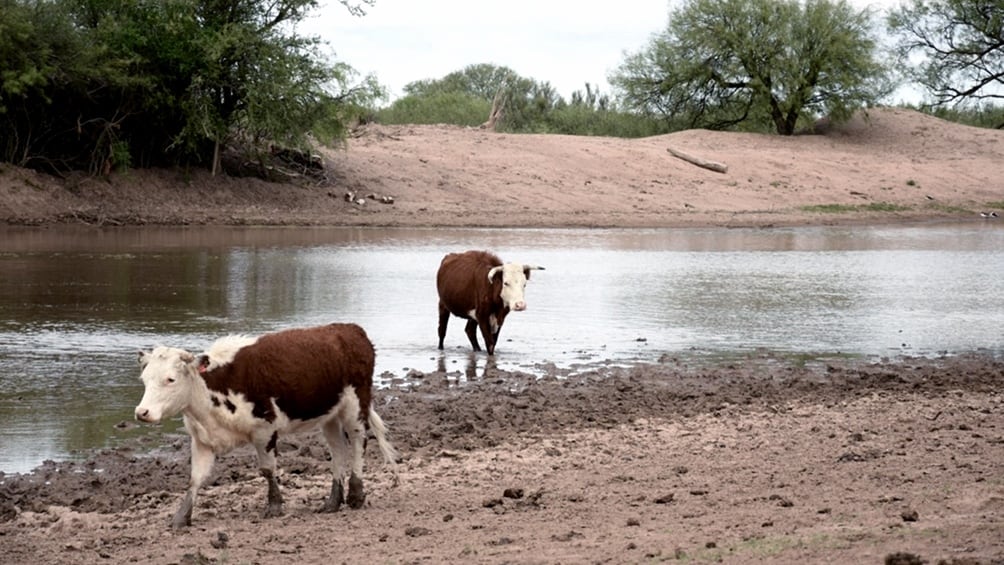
xmin=255 ymin=434 xmax=283 ymax=518
xmin=479 ymin=317 xmax=498 ymax=355
xmin=464 ymin=318 xmax=482 ymax=351
xmin=174 ymin=438 xmax=215 ymax=529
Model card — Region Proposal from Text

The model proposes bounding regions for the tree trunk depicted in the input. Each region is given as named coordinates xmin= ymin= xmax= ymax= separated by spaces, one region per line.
xmin=480 ymin=89 xmax=506 ymax=131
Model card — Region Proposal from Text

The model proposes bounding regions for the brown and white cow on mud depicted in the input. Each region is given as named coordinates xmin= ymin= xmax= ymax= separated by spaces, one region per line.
xmin=437 ymin=250 xmax=545 ymax=355
xmin=135 ymin=323 xmax=397 ymax=529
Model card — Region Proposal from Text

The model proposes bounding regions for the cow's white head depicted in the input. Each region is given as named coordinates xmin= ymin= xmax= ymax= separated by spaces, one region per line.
xmin=487 ymin=262 xmax=545 ymax=312
xmin=135 ymin=346 xmax=198 ymax=424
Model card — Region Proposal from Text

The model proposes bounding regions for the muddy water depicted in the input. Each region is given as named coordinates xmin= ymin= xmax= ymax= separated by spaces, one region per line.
xmin=2 ymin=223 xmax=1003 ymax=473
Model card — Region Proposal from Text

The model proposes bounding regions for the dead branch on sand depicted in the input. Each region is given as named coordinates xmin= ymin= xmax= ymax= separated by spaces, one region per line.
xmin=667 ymin=147 xmax=729 ymax=174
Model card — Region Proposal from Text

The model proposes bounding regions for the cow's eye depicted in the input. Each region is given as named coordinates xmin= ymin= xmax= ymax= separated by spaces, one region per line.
xmin=165 ymin=376 xmax=176 ymax=384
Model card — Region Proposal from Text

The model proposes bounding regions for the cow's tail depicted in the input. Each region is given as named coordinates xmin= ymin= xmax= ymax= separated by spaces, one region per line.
xmin=368 ymin=406 xmax=400 ymax=479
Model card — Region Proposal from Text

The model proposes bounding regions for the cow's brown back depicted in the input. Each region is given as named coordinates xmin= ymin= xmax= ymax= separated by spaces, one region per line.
xmin=203 ymin=323 xmax=374 ymax=423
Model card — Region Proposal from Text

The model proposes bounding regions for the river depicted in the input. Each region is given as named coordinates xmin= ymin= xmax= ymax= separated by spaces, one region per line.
xmin=1 ymin=222 xmax=1002 ymax=473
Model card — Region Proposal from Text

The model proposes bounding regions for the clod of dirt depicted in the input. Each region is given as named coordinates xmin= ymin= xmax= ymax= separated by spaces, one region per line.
xmin=653 ymin=493 xmax=675 ymax=504
xmin=405 ymin=526 xmax=432 ymax=537
xmin=901 ymin=509 xmax=920 ymax=522
xmin=210 ymin=532 xmax=228 ymax=549
xmin=551 ymin=531 xmax=584 ymax=542
xmin=503 ymin=488 xmax=524 ymax=499
xmin=885 ymin=552 xmax=924 ymax=565
xmin=769 ymin=494 xmax=794 ymax=507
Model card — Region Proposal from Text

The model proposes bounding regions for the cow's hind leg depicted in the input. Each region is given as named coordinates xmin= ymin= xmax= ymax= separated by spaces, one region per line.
xmin=464 ymin=318 xmax=482 ymax=351
xmin=437 ymin=302 xmax=450 ymax=350
xmin=322 ymin=385 xmax=369 ymax=511
xmin=320 ymin=417 xmax=350 ymax=512
xmin=254 ymin=432 xmax=284 ymax=518
xmin=345 ymin=412 xmax=368 ymax=509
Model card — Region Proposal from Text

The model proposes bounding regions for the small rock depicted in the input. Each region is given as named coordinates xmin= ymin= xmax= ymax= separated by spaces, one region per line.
xmin=901 ymin=509 xmax=919 ymax=522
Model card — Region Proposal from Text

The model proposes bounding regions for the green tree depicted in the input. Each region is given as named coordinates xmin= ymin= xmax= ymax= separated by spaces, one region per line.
xmin=0 ymin=0 xmax=381 ymax=175
xmin=610 ymin=0 xmax=891 ymax=135
xmin=397 ymin=64 xmax=560 ymax=132
xmin=888 ymin=0 xmax=1004 ymax=113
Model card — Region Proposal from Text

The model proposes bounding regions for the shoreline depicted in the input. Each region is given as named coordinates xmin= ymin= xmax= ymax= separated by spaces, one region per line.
xmin=2 ymin=352 xmax=1003 ymax=564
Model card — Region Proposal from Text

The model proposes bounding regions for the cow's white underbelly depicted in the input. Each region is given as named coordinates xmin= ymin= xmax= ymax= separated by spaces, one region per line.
xmin=187 ymin=386 xmax=359 ymax=454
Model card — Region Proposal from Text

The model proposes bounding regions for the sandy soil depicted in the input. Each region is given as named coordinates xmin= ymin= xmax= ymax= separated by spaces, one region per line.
xmin=1 ymin=107 xmax=1003 ymax=564
xmin=1 ymin=107 xmax=1002 ymax=228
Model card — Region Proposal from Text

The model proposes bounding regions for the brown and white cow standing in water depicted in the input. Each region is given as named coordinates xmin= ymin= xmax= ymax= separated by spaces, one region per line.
xmin=135 ymin=323 xmax=397 ymax=529
xmin=437 ymin=250 xmax=545 ymax=355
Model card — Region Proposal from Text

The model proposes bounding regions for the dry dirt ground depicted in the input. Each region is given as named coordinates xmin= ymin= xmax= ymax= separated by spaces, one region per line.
xmin=1 ymin=107 xmax=1002 ymax=228
xmin=1 ymin=355 xmax=1002 ymax=564
xmin=1 ymin=107 xmax=1003 ymax=564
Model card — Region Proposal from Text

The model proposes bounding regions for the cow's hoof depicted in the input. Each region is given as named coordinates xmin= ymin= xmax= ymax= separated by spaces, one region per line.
xmin=170 ymin=509 xmax=191 ymax=529
xmin=263 ymin=503 xmax=284 ymax=518
xmin=347 ymin=475 xmax=366 ymax=509
xmin=321 ymin=481 xmax=344 ymax=513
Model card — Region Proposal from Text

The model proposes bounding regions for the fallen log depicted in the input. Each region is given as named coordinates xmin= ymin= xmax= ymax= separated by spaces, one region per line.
xmin=667 ymin=147 xmax=728 ymax=174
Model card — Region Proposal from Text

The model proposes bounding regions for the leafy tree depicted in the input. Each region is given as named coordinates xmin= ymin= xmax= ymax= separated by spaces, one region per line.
xmin=0 ymin=0 xmax=381 ymax=175
xmin=888 ymin=0 xmax=1004 ymax=113
xmin=610 ymin=0 xmax=892 ymax=135
xmin=399 ymin=64 xmax=561 ymax=132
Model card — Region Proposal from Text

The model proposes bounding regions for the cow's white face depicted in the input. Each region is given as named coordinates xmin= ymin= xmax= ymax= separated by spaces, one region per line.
xmin=488 ymin=262 xmax=540 ymax=312
xmin=135 ymin=346 xmax=197 ymax=424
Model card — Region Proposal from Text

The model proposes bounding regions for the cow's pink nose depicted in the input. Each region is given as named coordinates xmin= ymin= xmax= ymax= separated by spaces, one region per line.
xmin=135 ymin=407 xmax=151 ymax=422
xmin=513 ymin=301 xmax=526 ymax=311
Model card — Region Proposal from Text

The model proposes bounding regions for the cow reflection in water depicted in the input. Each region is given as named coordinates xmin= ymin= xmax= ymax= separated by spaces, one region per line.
xmin=436 ymin=353 xmax=497 ymax=383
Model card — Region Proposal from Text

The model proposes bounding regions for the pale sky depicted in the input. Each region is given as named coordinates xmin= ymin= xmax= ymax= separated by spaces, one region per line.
xmin=302 ymin=0 xmax=915 ymax=105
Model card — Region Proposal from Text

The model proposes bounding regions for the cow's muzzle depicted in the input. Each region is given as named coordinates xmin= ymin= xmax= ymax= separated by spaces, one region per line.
xmin=134 ymin=407 xmax=158 ymax=423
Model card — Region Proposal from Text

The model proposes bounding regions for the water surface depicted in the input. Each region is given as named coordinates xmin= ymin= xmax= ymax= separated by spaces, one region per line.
xmin=2 ymin=223 xmax=1002 ymax=473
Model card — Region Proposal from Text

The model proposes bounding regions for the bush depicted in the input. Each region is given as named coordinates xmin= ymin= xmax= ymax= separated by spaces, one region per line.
xmin=377 ymin=92 xmax=491 ymax=127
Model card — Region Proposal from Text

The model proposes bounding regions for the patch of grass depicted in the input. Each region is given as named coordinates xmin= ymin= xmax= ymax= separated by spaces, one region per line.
xmin=801 ymin=202 xmax=911 ymax=214
xmin=800 ymin=204 xmax=858 ymax=213
xmin=926 ymin=203 xmax=972 ymax=215
xmin=985 ymin=201 xmax=1004 ymax=210
xmin=863 ymin=202 xmax=911 ymax=212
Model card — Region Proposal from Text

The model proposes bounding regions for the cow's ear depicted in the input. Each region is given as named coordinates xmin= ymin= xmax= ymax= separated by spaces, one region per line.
xmin=138 ymin=350 xmax=150 ymax=367
xmin=196 ymin=354 xmax=211 ymax=374
xmin=487 ymin=266 xmax=502 ymax=282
